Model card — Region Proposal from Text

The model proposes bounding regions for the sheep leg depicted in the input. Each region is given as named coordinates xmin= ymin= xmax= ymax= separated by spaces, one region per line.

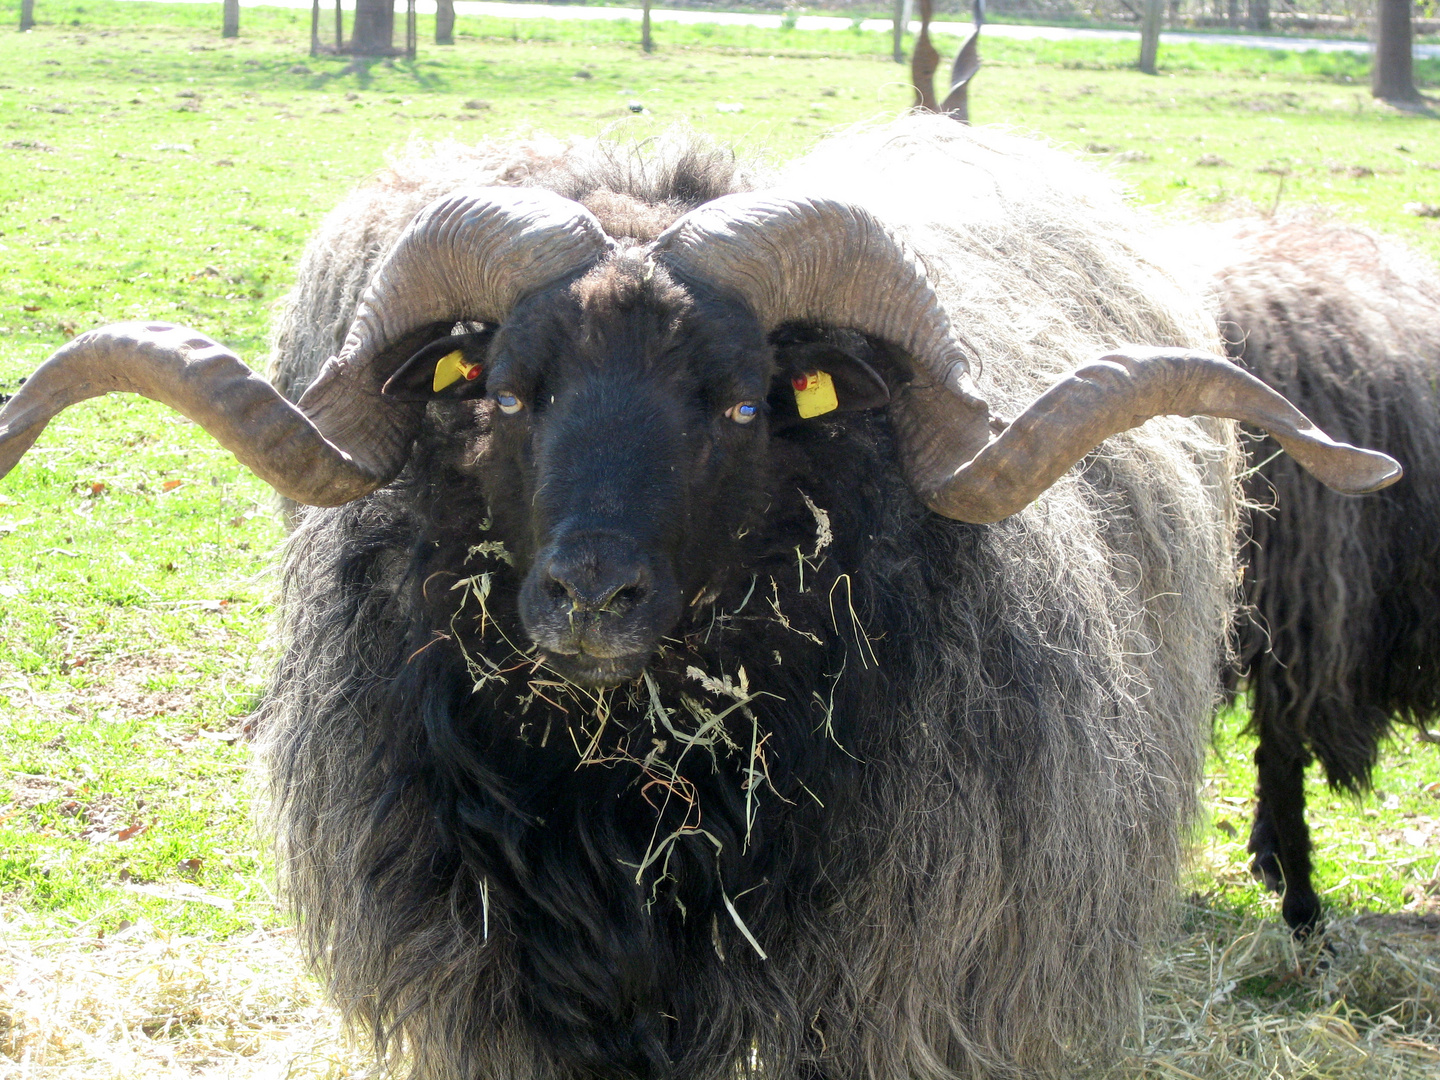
xmin=1248 ymin=743 xmax=1322 ymax=933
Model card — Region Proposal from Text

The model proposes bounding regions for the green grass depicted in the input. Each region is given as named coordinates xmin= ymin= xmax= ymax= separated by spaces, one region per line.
xmin=1198 ymin=705 xmax=1440 ymax=927
xmin=0 ymin=4 xmax=1438 ymax=1073
xmin=1195 ymin=705 xmax=1440 ymax=920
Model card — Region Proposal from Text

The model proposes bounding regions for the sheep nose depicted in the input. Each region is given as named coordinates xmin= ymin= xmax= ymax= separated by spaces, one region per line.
xmin=545 ymin=550 xmax=650 ymax=613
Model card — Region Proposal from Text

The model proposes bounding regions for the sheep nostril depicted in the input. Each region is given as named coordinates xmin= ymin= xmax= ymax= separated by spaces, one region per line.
xmin=613 ymin=584 xmax=646 ymax=610
xmin=544 ymin=572 xmax=574 ymax=603
xmin=545 ymin=557 xmax=647 ymax=613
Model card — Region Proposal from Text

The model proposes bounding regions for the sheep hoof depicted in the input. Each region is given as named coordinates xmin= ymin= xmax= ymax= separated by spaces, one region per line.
xmin=1248 ymin=850 xmax=1285 ymax=894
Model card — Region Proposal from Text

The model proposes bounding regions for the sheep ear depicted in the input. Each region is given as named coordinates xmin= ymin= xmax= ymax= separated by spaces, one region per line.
xmin=381 ymin=330 xmax=496 ymax=401
xmin=770 ymin=338 xmax=891 ymax=424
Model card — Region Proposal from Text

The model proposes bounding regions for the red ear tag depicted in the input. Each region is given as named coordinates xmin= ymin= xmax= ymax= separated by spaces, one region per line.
xmin=792 ymin=374 xmax=809 ymax=392
xmin=464 ymin=365 xmax=482 ymax=381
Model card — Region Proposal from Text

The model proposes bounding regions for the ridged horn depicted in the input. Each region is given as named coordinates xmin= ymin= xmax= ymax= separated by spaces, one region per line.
xmin=654 ymin=190 xmax=990 ymax=408
xmin=0 ymin=323 xmax=386 ymax=506
xmin=0 ymin=188 xmax=611 ymax=507
xmin=906 ymin=348 xmax=1403 ymax=524
xmin=655 ymin=194 xmax=1402 ymax=523
xmin=296 ymin=187 xmax=612 ymax=484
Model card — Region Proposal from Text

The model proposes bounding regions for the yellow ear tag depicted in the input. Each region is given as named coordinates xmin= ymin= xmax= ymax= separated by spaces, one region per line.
xmin=433 ymin=350 xmax=482 ymax=393
xmin=792 ymin=370 xmax=838 ymax=419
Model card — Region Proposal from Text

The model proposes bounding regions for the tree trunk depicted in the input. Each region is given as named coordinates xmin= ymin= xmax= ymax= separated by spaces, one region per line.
xmin=1372 ymin=0 xmax=1420 ymax=102
xmin=892 ymin=0 xmax=909 ymax=64
xmin=436 ymin=0 xmax=455 ymax=45
xmin=20 ymin=0 xmax=35 ymax=31
xmin=223 ymin=0 xmax=239 ymax=38
xmin=1226 ymin=0 xmax=1239 ymax=28
xmin=1139 ymin=0 xmax=1163 ymax=74
xmin=405 ymin=0 xmax=416 ymax=59
xmin=1247 ymin=0 xmax=1269 ymax=30
xmin=350 ymin=0 xmax=395 ymax=55
xmin=335 ymin=0 xmax=343 ymax=50
xmin=310 ymin=0 xmax=320 ymax=56
xmin=642 ymin=0 xmax=652 ymax=52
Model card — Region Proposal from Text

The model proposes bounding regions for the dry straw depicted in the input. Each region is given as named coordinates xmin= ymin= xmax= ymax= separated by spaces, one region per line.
xmin=0 ymin=921 xmax=371 ymax=1079
xmin=4 ymin=900 xmax=1438 ymax=1078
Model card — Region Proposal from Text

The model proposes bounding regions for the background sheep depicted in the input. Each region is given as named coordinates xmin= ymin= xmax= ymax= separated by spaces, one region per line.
xmin=1205 ymin=219 xmax=1440 ymax=932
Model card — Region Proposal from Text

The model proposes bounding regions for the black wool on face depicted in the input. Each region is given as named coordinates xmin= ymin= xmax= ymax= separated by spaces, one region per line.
xmin=483 ymin=258 xmax=777 ymax=689
xmin=284 ymin=375 xmax=917 ymax=1079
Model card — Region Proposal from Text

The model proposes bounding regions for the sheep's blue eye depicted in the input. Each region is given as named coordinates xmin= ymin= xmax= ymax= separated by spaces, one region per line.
xmin=495 ymin=393 xmax=523 ymax=415
xmin=727 ymin=401 xmax=759 ymax=425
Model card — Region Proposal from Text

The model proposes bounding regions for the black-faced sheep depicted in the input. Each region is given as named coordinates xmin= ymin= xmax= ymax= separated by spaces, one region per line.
xmin=0 ymin=118 xmax=1398 ymax=1079
xmin=1204 ymin=220 xmax=1440 ymax=932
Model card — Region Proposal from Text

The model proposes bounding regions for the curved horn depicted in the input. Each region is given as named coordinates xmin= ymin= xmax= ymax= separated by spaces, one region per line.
xmin=904 ymin=348 xmax=1403 ymax=524
xmin=0 ymin=323 xmax=387 ymax=506
xmin=0 ymin=189 xmax=611 ymax=507
xmin=656 ymin=193 xmax=1401 ymax=523
xmin=653 ymin=190 xmax=989 ymax=407
xmin=296 ymin=187 xmax=612 ymax=482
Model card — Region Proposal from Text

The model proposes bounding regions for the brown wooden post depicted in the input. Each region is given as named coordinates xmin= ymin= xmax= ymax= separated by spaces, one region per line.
xmin=406 ymin=0 xmax=416 ymax=60
xmin=223 ymin=0 xmax=239 ymax=38
xmin=642 ymin=0 xmax=653 ymax=53
xmin=311 ymin=0 xmax=321 ymax=56
xmin=335 ymin=0 xmax=343 ymax=51
xmin=20 ymin=0 xmax=35 ymax=31
xmin=436 ymin=0 xmax=455 ymax=45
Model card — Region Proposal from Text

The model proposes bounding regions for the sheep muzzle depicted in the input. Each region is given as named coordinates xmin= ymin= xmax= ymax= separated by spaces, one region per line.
xmin=519 ymin=532 xmax=681 ymax=688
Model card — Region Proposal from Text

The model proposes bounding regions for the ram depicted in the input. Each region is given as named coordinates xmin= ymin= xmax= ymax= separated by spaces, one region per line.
xmin=1205 ymin=220 xmax=1440 ymax=933
xmin=0 ymin=118 xmax=1397 ymax=1079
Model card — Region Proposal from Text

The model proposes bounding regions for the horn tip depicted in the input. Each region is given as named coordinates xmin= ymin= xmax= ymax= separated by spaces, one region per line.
xmin=1306 ymin=446 xmax=1403 ymax=495
xmin=1345 ymin=450 xmax=1404 ymax=494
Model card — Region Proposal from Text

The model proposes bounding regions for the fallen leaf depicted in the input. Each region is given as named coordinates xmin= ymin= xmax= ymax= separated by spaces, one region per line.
xmin=22 ymin=304 xmax=40 ymax=312
xmin=115 ymin=822 xmax=148 ymax=842
xmin=162 ymin=479 xmax=184 ymax=492
xmin=89 ymin=481 xmax=105 ymax=496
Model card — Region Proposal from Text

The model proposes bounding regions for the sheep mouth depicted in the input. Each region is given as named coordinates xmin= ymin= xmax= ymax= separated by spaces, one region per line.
xmin=540 ymin=648 xmax=651 ymax=688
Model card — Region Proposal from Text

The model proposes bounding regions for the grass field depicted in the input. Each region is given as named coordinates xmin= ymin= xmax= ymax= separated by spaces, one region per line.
xmin=1 ymin=4 xmax=1438 ymax=1077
